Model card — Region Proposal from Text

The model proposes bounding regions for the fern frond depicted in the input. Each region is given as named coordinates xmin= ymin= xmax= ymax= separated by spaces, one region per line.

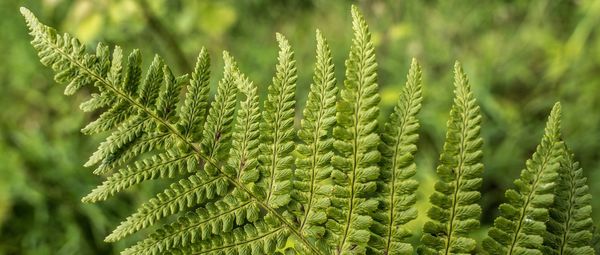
xmin=369 ymin=58 xmax=423 ymax=255
xmin=169 ymin=220 xmax=288 ymax=255
xmin=259 ymin=33 xmax=297 ymax=209
xmin=543 ymin=147 xmax=594 ymax=255
xmin=105 ymin=172 xmax=230 ymax=242
xmin=122 ymin=66 xmax=264 ymax=255
xmin=418 ymin=62 xmax=483 ymax=255
xmin=22 ymin=7 xmax=326 ymax=254
xmin=330 ymin=5 xmax=381 ymax=254
xmin=105 ymin=53 xmax=240 ymax=242
xmin=124 ymin=193 xmax=261 ymax=255
xmin=291 ymin=29 xmax=337 ymax=251
xmin=178 ymin=49 xmax=211 ymax=141
xmin=224 ymin=70 xmax=262 ymax=186
xmin=482 ymin=102 xmax=563 ymax=255
xmin=199 ymin=52 xmax=239 ymax=176
xmin=82 ymin=151 xmax=195 ymax=202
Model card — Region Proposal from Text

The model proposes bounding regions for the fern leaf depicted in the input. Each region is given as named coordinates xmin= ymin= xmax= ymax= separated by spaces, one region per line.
xmin=124 ymin=193 xmax=261 ymax=255
xmin=369 ymin=59 xmax=423 ymax=255
xmin=85 ymin=116 xmax=146 ymax=174
xmin=178 ymin=49 xmax=211 ymax=141
xmin=87 ymin=132 xmax=175 ymax=177
xmin=329 ymin=6 xmax=381 ymax=254
xmin=418 ymin=62 xmax=483 ymax=254
xmin=259 ymin=33 xmax=297 ymax=209
xmin=482 ymin=102 xmax=563 ymax=255
xmin=543 ymin=147 xmax=594 ymax=255
xmin=224 ymin=70 xmax=262 ymax=185
xmin=168 ymin=220 xmax=288 ymax=255
xmin=200 ymin=52 xmax=239 ymax=175
xmin=22 ymin=7 xmax=327 ymax=255
xmin=293 ymin=29 xmax=337 ymax=239
xmin=82 ymin=151 xmax=195 ymax=203
xmin=105 ymin=172 xmax=229 ymax=242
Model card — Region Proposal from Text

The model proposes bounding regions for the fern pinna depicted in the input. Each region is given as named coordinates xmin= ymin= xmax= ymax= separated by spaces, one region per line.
xmin=21 ymin=4 xmax=596 ymax=255
xmin=419 ymin=62 xmax=483 ymax=255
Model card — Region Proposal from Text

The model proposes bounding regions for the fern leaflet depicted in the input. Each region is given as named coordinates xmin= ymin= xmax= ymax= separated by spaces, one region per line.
xmin=543 ymin=147 xmax=594 ymax=255
xmin=482 ymin=103 xmax=563 ymax=255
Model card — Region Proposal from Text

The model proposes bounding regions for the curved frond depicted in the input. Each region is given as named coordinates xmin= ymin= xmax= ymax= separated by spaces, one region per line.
xmin=370 ymin=59 xmax=423 ymax=255
xmin=329 ymin=6 xmax=381 ymax=254
xmin=543 ymin=147 xmax=594 ymax=255
xmin=482 ymin=103 xmax=563 ymax=255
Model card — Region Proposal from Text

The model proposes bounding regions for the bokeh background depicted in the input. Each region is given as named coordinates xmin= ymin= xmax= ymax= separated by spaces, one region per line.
xmin=1 ymin=0 xmax=600 ymax=254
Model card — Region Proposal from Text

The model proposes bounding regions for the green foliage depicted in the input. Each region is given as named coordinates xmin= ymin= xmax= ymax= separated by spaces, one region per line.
xmin=21 ymin=4 xmax=598 ymax=255
xmin=482 ymin=103 xmax=563 ymax=255
xmin=419 ymin=62 xmax=483 ymax=254
xmin=369 ymin=59 xmax=422 ymax=255
xmin=293 ymin=29 xmax=337 ymax=249
xmin=329 ymin=6 xmax=381 ymax=254
xmin=543 ymin=148 xmax=594 ymax=255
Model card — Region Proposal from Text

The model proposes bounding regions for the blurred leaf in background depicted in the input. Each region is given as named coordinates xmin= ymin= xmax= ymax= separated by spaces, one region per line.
xmin=2 ymin=0 xmax=600 ymax=253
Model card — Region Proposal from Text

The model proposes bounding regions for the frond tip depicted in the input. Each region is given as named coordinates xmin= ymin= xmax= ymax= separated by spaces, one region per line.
xmin=419 ymin=61 xmax=483 ymax=255
xmin=330 ymin=5 xmax=381 ymax=254
xmin=368 ymin=58 xmax=423 ymax=255
xmin=482 ymin=102 xmax=563 ymax=255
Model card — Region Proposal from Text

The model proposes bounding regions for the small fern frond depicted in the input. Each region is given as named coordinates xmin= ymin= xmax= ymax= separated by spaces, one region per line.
xmin=82 ymin=151 xmax=195 ymax=202
xmin=370 ymin=59 xmax=423 ymax=255
xmin=223 ymin=69 xmax=262 ymax=185
xmin=169 ymin=220 xmax=289 ymax=255
xmin=124 ymin=193 xmax=261 ymax=255
xmin=178 ymin=49 xmax=211 ymax=141
xmin=419 ymin=62 xmax=483 ymax=254
xmin=105 ymin=172 xmax=230 ymax=242
xmin=292 ymin=29 xmax=337 ymax=249
xmin=482 ymin=102 xmax=563 ymax=255
xmin=330 ymin=5 xmax=381 ymax=254
xmin=543 ymin=147 xmax=594 ymax=255
xmin=199 ymin=52 xmax=239 ymax=175
xmin=259 ymin=33 xmax=297 ymax=209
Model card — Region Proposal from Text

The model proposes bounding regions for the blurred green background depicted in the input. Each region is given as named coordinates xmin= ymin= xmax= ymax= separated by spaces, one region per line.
xmin=1 ymin=0 xmax=600 ymax=254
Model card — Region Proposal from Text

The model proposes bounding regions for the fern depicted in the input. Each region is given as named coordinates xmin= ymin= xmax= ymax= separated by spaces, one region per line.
xmin=21 ymin=4 xmax=598 ymax=255
xmin=260 ymin=33 xmax=297 ymax=210
xmin=542 ymin=147 xmax=594 ymax=255
xmin=419 ymin=62 xmax=484 ymax=255
xmin=369 ymin=58 xmax=423 ymax=255
xmin=482 ymin=103 xmax=563 ymax=255
xmin=293 ymin=29 xmax=337 ymax=249
xmin=329 ymin=5 xmax=381 ymax=254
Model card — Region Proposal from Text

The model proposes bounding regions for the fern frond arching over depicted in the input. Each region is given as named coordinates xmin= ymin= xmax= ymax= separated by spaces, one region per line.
xmin=329 ymin=5 xmax=381 ymax=254
xmin=543 ymin=147 xmax=594 ymax=255
xmin=21 ymin=7 xmax=322 ymax=254
xmin=482 ymin=102 xmax=563 ymax=255
xmin=21 ymin=4 xmax=597 ymax=255
xmin=418 ymin=62 xmax=484 ymax=255
xmin=369 ymin=58 xmax=423 ymax=255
